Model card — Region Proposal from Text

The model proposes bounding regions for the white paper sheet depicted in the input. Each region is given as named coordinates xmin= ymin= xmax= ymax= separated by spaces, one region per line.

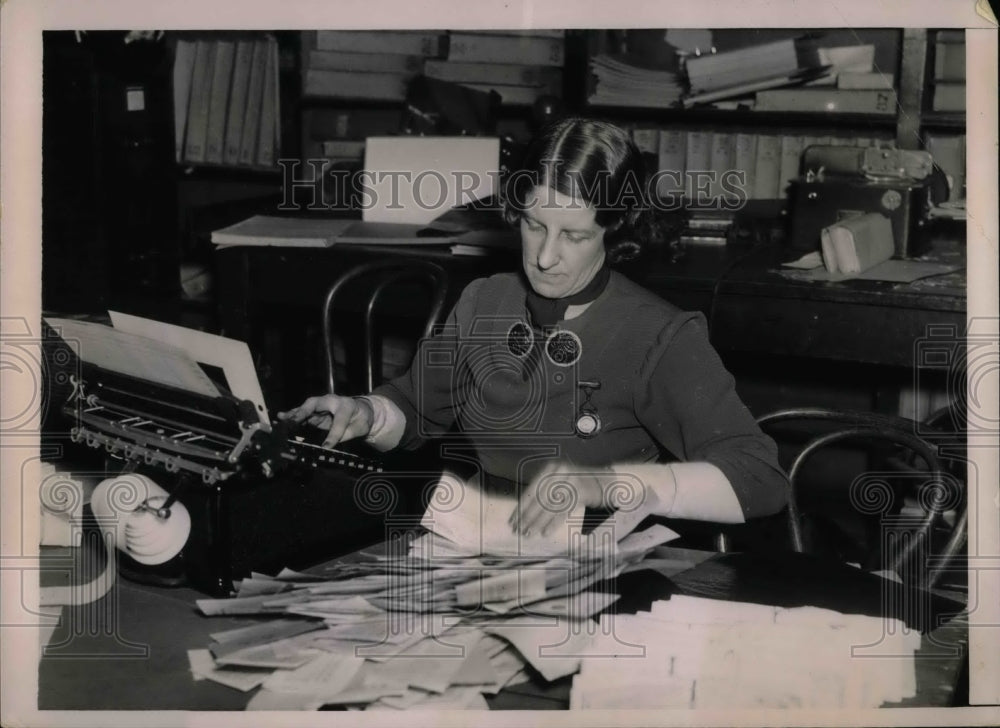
xmin=45 ymin=317 xmax=219 ymax=397
xmin=110 ymin=311 xmax=269 ymax=423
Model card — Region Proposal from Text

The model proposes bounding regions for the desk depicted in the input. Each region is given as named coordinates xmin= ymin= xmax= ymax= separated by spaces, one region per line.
xmin=38 ymin=536 xmax=967 ymax=711
xmin=214 ymin=234 xmax=965 ymax=404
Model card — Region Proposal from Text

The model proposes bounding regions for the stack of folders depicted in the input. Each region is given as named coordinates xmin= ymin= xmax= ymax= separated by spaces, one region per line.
xmin=173 ymin=35 xmax=281 ymax=168
xmin=571 ymin=594 xmax=921 ymax=709
xmin=755 ymin=43 xmax=898 ymax=114
xmin=931 ymin=30 xmax=966 ymax=112
xmin=429 ymin=30 xmax=566 ymax=106
xmin=681 ymin=38 xmax=895 ymax=111
xmin=192 ymin=483 xmax=684 ymax=710
xmin=304 ymin=30 xmax=445 ymax=102
xmin=588 ymin=54 xmax=684 ymax=108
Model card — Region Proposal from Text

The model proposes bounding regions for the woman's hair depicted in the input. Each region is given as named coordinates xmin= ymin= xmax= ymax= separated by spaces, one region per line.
xmin=502 ymin=117 xmax=665 ymax=264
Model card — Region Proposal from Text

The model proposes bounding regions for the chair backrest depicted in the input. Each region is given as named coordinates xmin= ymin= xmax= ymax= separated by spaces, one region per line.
xmin=756 ymin=407 xmax=966 ymax=589
xmin=322 ymin=260 xmax=448 ymax=395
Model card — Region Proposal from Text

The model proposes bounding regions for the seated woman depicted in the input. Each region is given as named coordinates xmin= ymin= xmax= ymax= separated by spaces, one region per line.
xmin=281 ymin=117 xmax=788 ymax=548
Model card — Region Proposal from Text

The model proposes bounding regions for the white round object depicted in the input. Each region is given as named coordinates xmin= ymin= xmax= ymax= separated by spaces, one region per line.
xmin=91 ymin=474 xmax=191 ymax=565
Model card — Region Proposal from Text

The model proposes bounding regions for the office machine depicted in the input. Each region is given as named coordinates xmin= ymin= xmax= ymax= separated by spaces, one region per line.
xmin=43 ymin=318 xmax=412 ymax=596
xmin=787 ymin=145 xmax=942 ymax=258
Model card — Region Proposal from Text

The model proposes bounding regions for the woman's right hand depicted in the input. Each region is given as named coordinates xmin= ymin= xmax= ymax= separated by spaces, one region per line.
xmin=277 ymin=395 xmax=375 ymax=448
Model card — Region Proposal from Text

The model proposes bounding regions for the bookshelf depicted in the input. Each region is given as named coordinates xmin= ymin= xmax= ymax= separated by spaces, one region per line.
xmin=161 ymin=26 xmax=966 ymax=301
xmin=576 ymin=28 xmax=966 ymax=205
xmin=268 ymin=28 xmax=966 ymax=209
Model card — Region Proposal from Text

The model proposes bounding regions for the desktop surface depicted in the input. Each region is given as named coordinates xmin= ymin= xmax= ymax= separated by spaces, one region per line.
xmin=37 ymin=532 xmax=968 ymax=711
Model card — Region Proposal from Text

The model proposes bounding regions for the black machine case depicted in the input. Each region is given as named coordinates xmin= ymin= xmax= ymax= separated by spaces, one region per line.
xmin=45 ymin=335 xmax=420 ymax=596
xmin=786 ymin=144 xmax=941 ymax=257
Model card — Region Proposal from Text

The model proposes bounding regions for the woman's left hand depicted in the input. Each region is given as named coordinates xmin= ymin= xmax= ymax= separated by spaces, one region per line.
xmin=509 ymin=464 xmax=614 ymax=538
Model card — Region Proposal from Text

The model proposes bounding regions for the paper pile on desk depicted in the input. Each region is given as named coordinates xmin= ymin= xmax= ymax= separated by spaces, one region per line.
xmin=570 ymin=594 xmax=922 ymax=709
xmin=193 ymin=517 xmax=680 ymax=710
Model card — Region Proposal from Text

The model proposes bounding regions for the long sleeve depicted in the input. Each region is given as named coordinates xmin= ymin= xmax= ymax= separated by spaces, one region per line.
xmin=371 ymin=278 xmax=486 ymax=451
xmin=633 ymin=313 xmax=789 ymax=520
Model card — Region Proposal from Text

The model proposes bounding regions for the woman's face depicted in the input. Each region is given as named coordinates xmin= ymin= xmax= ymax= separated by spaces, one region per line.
xmin=520 ymin=186 xmax=606 ymax=299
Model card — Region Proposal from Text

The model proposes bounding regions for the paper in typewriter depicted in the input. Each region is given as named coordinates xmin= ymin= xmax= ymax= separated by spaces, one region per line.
xmin=45 ymin=317 xmax=220 ymax=398
xmin=109 ymin=311 xmax=269 ymax=423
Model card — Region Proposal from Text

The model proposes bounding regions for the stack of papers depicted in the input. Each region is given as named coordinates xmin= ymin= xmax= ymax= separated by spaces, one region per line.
xmin=211 ymin=214 xmax=470 ymax=248
xmin=570 ymin=594 xmax=922 ymax=709
xmin=588 ymin=54 xmax=684 ymax=108
xmin=193 ymin=490 xmax=680 ymax=710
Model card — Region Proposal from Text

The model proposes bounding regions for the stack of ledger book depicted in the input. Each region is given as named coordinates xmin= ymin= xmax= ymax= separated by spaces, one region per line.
xmin=192 ymin=491 xmax=682 ymax=711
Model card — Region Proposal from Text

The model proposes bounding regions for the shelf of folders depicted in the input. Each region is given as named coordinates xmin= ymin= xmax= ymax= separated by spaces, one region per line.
xmin=173 ymin=33 xmax=282 ymax=170
xmin=588 ymin=32 xmax=903 ymax=114
xmin=301 ymin=29 xmax=564 ymax=107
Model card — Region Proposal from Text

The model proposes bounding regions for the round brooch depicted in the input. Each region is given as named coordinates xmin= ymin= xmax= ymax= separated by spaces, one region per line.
xmin=545 ymin=330 xmax=582 ymax=367
xmin=506 ymin=321 xmax=534 ymax=358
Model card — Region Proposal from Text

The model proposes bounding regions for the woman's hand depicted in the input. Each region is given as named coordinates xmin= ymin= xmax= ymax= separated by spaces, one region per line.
xmin=277 ymin=395 xmax=374 ymax=448
xmin=509 ymin=464 xmax=616 ymax=539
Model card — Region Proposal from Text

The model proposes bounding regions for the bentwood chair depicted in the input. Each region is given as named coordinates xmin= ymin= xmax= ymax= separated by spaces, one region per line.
xmin=321 ymin=260 xmax=449 ymax=396
xmin=755 ymin=407 xmax=966 ymax=590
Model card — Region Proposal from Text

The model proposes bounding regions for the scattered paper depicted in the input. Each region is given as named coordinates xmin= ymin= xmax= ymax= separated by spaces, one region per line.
xmin=187 ymin=649 xmax=270 ymax=692
xmin=261 ymin=651 xmax=364 ymax=695
xmin=245 ymin=689 xmax=326 ymax=711
xmin=208 ymin=618 xmax=325 ymax=653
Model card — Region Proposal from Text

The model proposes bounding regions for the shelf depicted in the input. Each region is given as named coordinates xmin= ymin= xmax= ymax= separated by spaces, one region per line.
xmin=584 ymin=104 xmax=900 ymax=128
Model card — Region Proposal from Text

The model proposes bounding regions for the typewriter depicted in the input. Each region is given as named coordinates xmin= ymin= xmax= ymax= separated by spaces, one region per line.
xmin=43 ymin=317 xmax=420 ymax=596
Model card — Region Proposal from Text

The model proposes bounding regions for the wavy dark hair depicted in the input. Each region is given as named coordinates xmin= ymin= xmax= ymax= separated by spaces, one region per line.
xmin=502 ymin=117 xmax=671 ymax=265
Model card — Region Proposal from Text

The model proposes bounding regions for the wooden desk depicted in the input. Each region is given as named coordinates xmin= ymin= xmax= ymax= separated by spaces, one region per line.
xmin=38 ymin=537 xmax=968 ymax=711
xmin=214 ymin=233 xmax=965 ymax=405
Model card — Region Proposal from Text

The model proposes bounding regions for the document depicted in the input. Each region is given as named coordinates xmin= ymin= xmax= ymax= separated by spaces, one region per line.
xmin=45 ymin=318 xmax=219 ymax=398
xmin=186 ymin=649 xmax=270 ymax=692
xmin=420 ymin=473 xmax=586 ymax=557
xmin=109 ymin=311 xmax=269 ymax=423
xmin=261 ymin=652 xmax=364 ymax=695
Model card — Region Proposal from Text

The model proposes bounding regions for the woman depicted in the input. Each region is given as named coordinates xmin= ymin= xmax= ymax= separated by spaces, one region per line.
xmin=281 ymin=118 xmax=787 ymax=544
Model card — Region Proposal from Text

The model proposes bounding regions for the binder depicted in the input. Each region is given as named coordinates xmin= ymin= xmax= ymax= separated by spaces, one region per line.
xmin=733 ymin=133 xmax=757 ymax=201
xmin=708 ymin=132 xmax=735 ymax=202
xmin=256 ymin=38 xmax=279 ymax=168
xmin=205 ymin=39 xmax=236 ymax=164
xmin=778 ymin=135 xmax=804 ymax=199
xmin=184 ymin=39 xmax=215 ymax=163
xmin=684 ymin=131 xmax=711 ymax=202
xmin=424 ymin=60 xmax=561 ymax=87
xmin=754 ymin=88 xmax=897 ymax=114
xmin=223 ymin=39 xmax=254 ymax=166
xmin=752 ymin=135 xmax=782 ymax=199
xmin=172 ymin=38 xmax=197 ymax=163
xmin=314 ymin=30 xmax=443 ymax=57
xmin=447 ymin=32 xmax=564 ymax=67
xmin=656 ymin=130 xmax=686 ymax=202
xmin=239 ymin=38 xmax=267 ymax=167
xmin=304 ymin=69 xmax=410 ymax=101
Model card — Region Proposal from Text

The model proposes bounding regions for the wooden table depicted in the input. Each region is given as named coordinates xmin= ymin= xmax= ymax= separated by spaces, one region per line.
xmin=37 ymin=536 xmax=968 ymax=711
